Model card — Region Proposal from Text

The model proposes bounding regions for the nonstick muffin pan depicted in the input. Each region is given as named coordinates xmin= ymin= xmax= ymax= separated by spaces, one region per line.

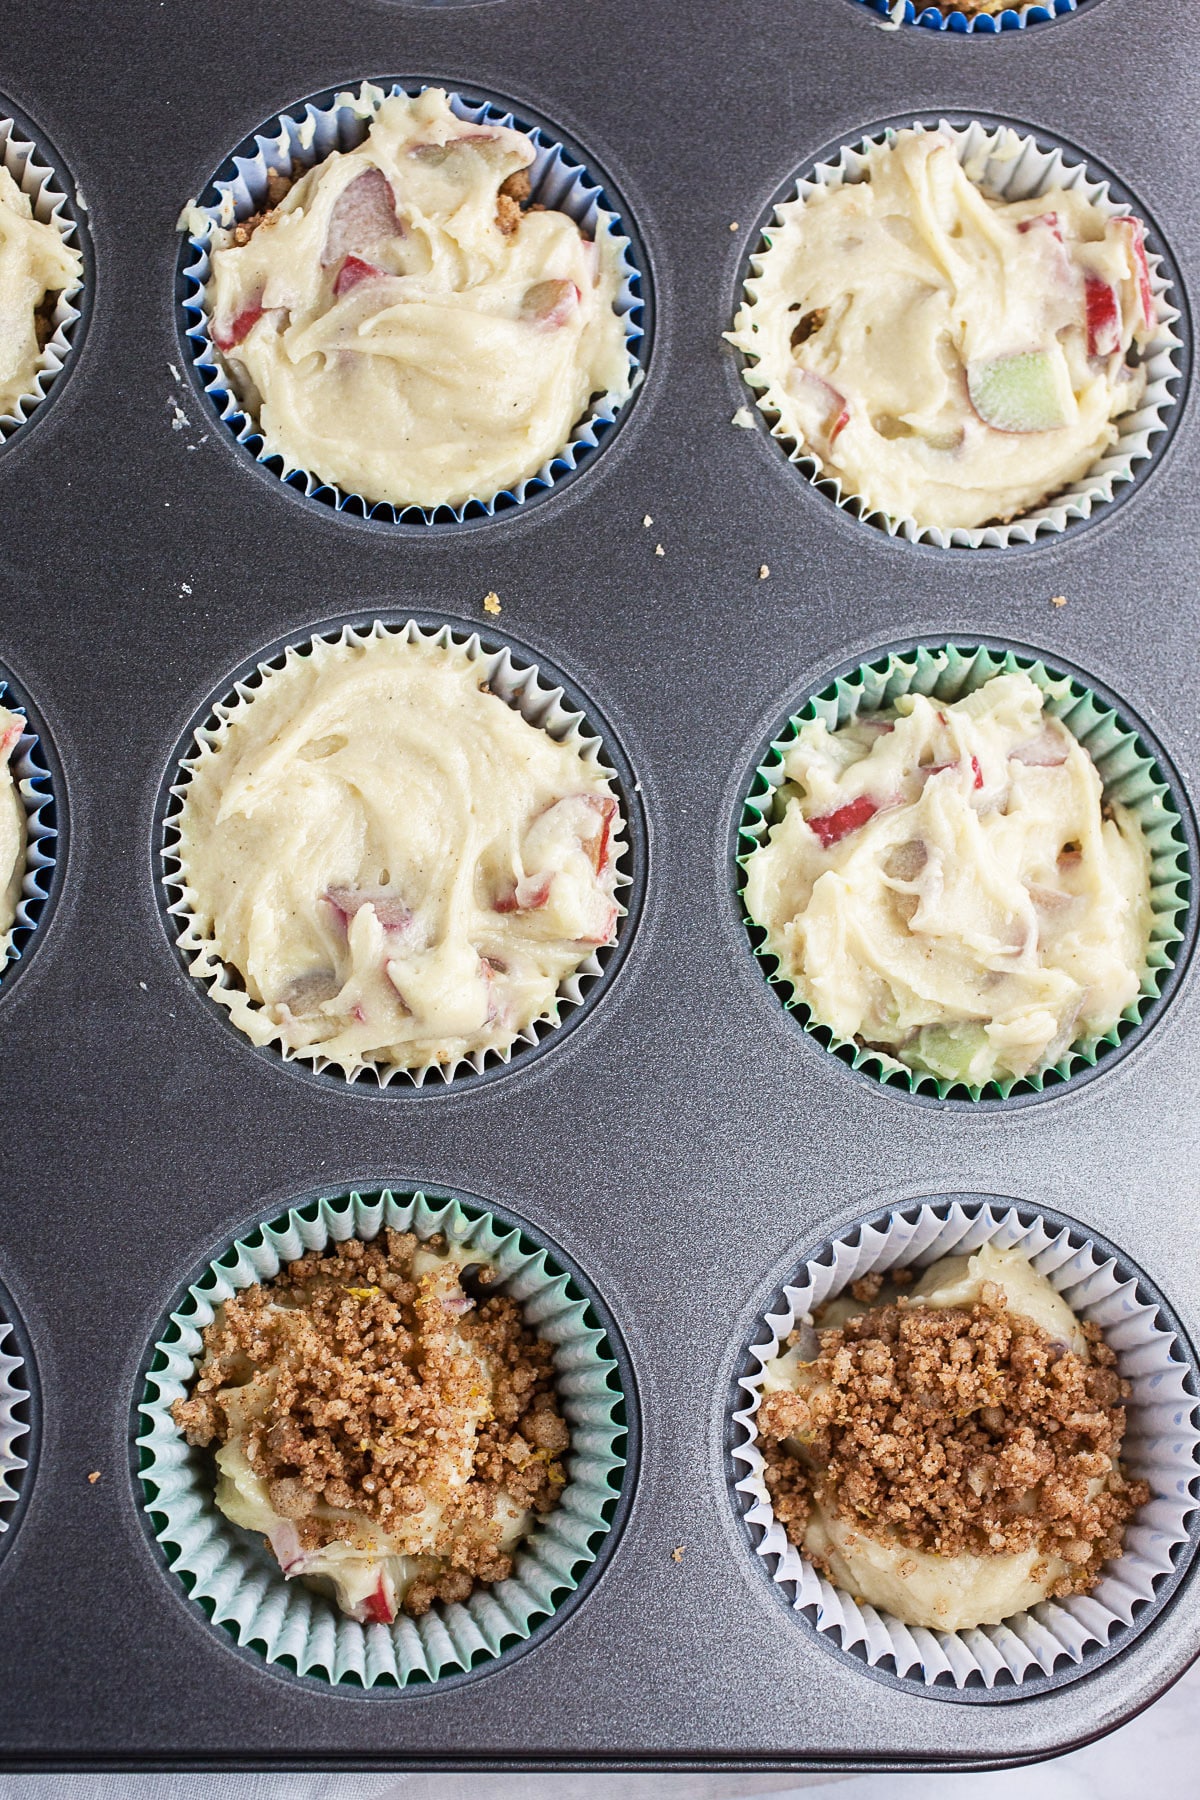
xmin=2 ymin=0 xmax=1200 ymax=1775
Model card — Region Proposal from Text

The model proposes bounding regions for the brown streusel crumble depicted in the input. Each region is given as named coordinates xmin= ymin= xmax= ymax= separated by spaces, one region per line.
xmin=757 ymin=1282 xmax=1148 ymax=1602
xmin=172 ymin=1229 xmax=569 ymax=1615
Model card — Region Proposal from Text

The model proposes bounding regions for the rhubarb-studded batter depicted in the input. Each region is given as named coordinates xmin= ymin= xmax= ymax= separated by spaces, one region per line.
xmin=743 ymin=671 xmax=1151 ymax=1088
xmin=0 ymin=707 xmax=26 ymax=943
xmin=172 ymin=1230 xmax=569 ymax=1624
xmin=0 ymin=165 xmax=82 ymax=419
xmin=175 ymin=631 xmax=623 ymax=1075
xmin=757 ymin=1243 xmax=1147 ymax=1632
xmin=202 ymin=87 xmax=631 ymax=508
xmin=727 ymin=128 xmax=1157 ymax=531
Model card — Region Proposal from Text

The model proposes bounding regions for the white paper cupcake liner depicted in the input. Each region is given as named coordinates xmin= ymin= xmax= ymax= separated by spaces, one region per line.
xmin=730 ymin=118 xmax=1184 ymax=548
xmin=0 ymin=681 xmax=60 ymax=982
xmin=179 ymin=79 xmax=646 ymax=525
xmin=137 ymin=1186 xmax=630 ymax=1688
xmin=860 ymin=0 xmax=1078 ymax=32
xmin=0 ymin=108 xmax=87 ymax=445
xmin=733 ymin=1198 xmax=1200 ymax=1693
xmin=160 ymin=617 xmax=637 ymax=1088
xmin=0 ymin=1317 xmax=31 ymax=1542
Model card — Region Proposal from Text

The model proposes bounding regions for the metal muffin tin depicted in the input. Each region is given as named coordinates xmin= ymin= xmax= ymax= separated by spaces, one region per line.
xmin=2 ymin=0 xmax=1199 ymax=1774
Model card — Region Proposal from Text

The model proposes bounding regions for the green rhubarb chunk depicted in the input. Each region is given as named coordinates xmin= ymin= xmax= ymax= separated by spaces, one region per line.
xmin=897 ymin=1023 xmax=992 ymax=1085
xmin=966 ymin=349 xmax=1074 ymax=434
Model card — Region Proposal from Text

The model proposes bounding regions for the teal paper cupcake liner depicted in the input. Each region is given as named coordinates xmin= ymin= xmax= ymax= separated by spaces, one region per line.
xmin=737 ymin=642 xmax=1193 ymax=1103
xmin=136 ymin=1187 xmax=630 ymax=1688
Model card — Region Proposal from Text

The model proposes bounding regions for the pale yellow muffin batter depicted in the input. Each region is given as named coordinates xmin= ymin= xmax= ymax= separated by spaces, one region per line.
xmin=743 ymin=672 xmax=1151 ymax=1087
xmin=0 ymin=165 xmax=82 ymax=419
xmin=728 ymin=129 xmax=1156 ymax=531
xmin=175 ymin=632 xmax=624 ymax=1075
xmin=204 ymin=88 xmax=631 ymax=508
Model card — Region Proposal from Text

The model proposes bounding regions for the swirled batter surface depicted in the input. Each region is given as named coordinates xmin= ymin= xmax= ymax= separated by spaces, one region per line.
xmin=758 ymin=1244 xmax=1146 ymax=1632
xmin=0 ymin=166 xmax=82 ymax=418
xmin=743 ymin=671 xmax=1151 ymax=1087
xmin=728 ymin=129 xmax=1156 ymax=530
xmin=0 ymin=707 xmax=25 ymax=941
xmin=204 ymin=88 xmax=631 ymax=507
xmin=176 ymin=633 xmax=623 ymax=1074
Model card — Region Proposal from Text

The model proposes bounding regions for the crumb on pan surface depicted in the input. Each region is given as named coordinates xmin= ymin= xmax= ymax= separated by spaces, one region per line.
xmin=172 ymin=1229 xmax=569 ymax=1622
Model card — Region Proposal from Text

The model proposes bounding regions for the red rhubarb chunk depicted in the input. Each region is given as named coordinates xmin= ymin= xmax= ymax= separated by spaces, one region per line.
xmin=808 ymin=793 xmax=882 ymax=850
xmin=1018 ymin=212 xmax=1063 ymax=243
xmin=362 ymin=1577 xmax=395 ymax=1625
xmin=971 ymin=755 xmax=984 ymax=791
xmin=214 ymin=299 xmax=264 ymax=353
xmin=334 ymin=254 xmax=388 ymax=297
xmin=1085 ymin=274 xmax=1121 ymax=357
xmin=495 ymin=872 xmax=553 ymax=914
xmin=585 ymin=795 xmax=618 ymax=873
xmin=521 ymin=279 xmax=581 ymax=329
xmin=1119 ymin=218 xmax=1155 ymax=329
xmin=0 ymin=719 xmax=21 ymax=762
xmin=322 ymin=167 xmax=403 ymax=267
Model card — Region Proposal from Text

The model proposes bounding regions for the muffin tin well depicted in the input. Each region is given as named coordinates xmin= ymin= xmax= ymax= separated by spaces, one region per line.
xmin=135 ymin=1184 xmax=635 ymax=1691
xmin=155 ymin=613 xmax=647 ymax=1093
xmin=177 ymin=79 xmax=653 ymax=533
xmin=3 ymin=0 xmax=1200 ymax=1775
xmin=733 ymin=636 xmax=1197 ymax=1106
xmin=727 ymin=114 xmax=1188 ymax=551
xmin=0 ymin=660 xmax=64 ymax=1003
xmin=729 ymin=1195 xmax=1200 ymax=1700
xmin=0 ymin=93 xmax=92 ymax=455
xmin=0 ymin=1276 xmax=37 ymax=1564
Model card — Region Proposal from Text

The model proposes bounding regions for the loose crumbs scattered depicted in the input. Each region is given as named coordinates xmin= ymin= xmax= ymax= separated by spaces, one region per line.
xmin=758 ymin=564 xmax=770 ymax=580
xmin=757 ymin=1284 xmax=1147 ymax=1601
xmin=173 ymin=1231 xmax=569 ymax=1617
xmin=1051 ymin=594 xmax=1068 ymax=609
xmin=671 ymin=1544 xmax=686 ymax=1563
xmin=654 ymin=543 xmax=665 ymax=557
xmin=482 ymin=590 xmax=502 ymax=616
xmin=87 ymin=1471 xmax=100 ymax=1485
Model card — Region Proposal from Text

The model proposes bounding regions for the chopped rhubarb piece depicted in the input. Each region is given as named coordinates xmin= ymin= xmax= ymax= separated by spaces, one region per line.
xmin=521 ymin=279 xmax=580 ymax=329
xmin=971 ymin=754 xmax=984 ymax=791
xmin=1116 ymin=217 xmax=1155 ymax=330
xmin=788 ymin=368 xmax=848 ymax=448
xmin=1010 ymin=733 xmax=1069 ymax=768
xmin=321 ymin=167 xmax=403 ymax=267
xmin=1085 ymin=274 xmax=1122 ymax=357
xmin=807 ymin=793 xmax=885 ymax=849
xmin=324 ymin=886 xmax=411 ymax=931
xmin=584 ymin=795 xmax=618 ymax=873
xmin=495 ymin=872 xmax=552 ymax=914
xmin=334 ymin=254 xmax=388 ymax=297
xmin=0 ymin=718 xmax=21 ymax=762
xmin=577 ymin=897 xmax=618 ymax=945
xmin=362 ymin=1577 xmax=395 ymax=1625
xmin=967 ymin=350 xmax=1073 ymax=433
xmin=1017 ymin=212 xmax=1063 ymax=243
xmin=213 ymin=298 xmax=264 ymax=353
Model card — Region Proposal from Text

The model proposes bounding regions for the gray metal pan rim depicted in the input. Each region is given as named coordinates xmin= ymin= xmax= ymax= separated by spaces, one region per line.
xmin=724 ymin=1192 xmax=1200 ymax=1704
xmin=153 ymin=607 xmax=649 ymax=1098
xmin=725 ymin=110 xmax=1190 ymax=557
xmin=728 ymin=632 xmax=1198 ymax=1110
xmin=0 ymin=656 xmax=67 ymax=1009
xmin=0 ymin=89 xmax=94 ymax=461
xmin=129 ymin=1179 xmax=640 ymax=1698
xmin=174 ymin=75 xmax=654 ymax=537
xmin=0 ymin=1272 xmax=39 ymax=1567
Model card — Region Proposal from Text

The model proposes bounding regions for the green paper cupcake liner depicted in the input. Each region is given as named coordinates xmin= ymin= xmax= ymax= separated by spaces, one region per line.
xmin=136 ymin=1187 xmax=629 ymax=1688
xmin=737 ymin=642 xmax=1192 ymax=1102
